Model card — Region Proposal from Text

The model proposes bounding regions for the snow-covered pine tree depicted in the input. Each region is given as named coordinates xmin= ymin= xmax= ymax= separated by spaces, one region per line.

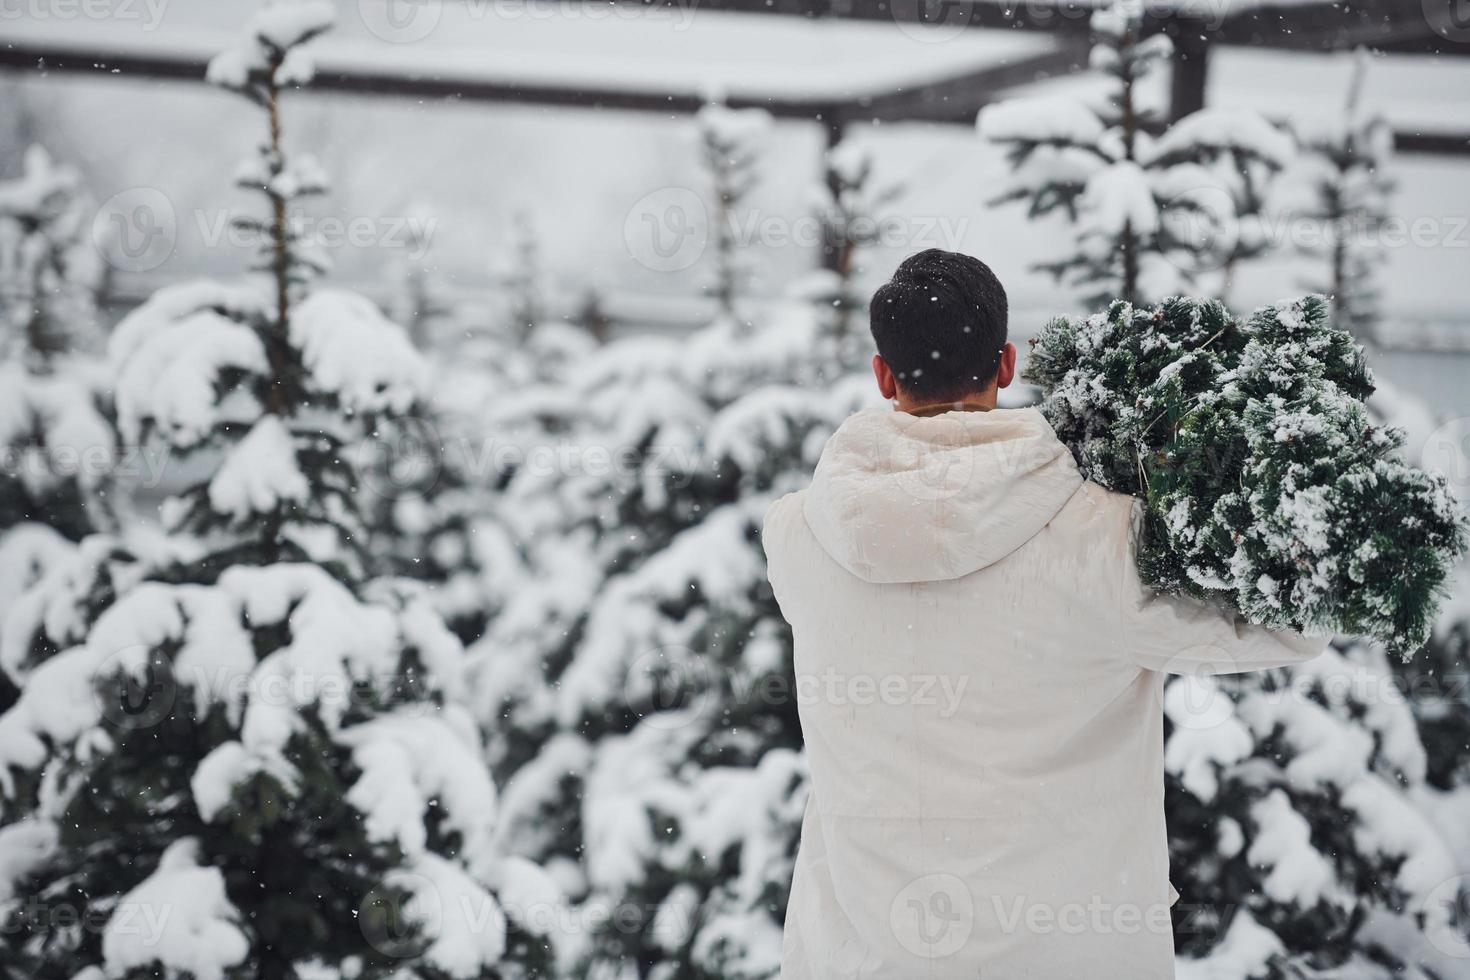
xmin=0 ymin=4 xmax=560 ymax=977
xmin=1164 ymin=639 xmax=1465 ymax=977
xmin=574 ymin=287 xmax=612 ymax=346
xmin=388 ymin=203 xmax=452 ymax=351
xmin=0 ymin=147 xmax=120 ymax=719
xmin=371 ymin=211 xmax=506 ymax=641
xmin=359 ymin=339 xmax=558 ymax=646
xmin=978 ymin=2 xmax=1293 ymax=307
xmin=1409 ymin=584 xmax=1470 ymax=789
xmin=696 ymin=103 xmax=771 ymax=323
xmin=356 ymin=399 xmax=489 ymax=642
xmin=0 ymin=146 xmax=117 ymax=542
xmin=1144 ymin=109 xmax=1294 ymax=304
xmin=1273 ymin=49 xmax=1395 ymax=341
xmin=501 ymin=212 xmax=545 ymax=346
xmin=367 ymin=213 xmax=600 ymax=642
xmin=0 ymin=144 xmax=109 ymax=362
xmin=1366 ymin=387 xmax=1470 ymax=800
xmin=468 ymin=300 xmax=875 ymax=978
xmin=798 ymin=141 xmax=902 ymax=359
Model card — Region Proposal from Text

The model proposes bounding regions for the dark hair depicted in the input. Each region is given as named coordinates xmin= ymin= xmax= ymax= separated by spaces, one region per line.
xmin=869 ymin=249 xmax=1008 ymax=400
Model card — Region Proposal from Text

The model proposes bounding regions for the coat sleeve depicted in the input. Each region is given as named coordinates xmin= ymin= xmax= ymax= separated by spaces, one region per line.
xmin=1114 ymin=499 xmax=1328 ymax=674
xmin=761 ymin=491 xmax=805 ymax=621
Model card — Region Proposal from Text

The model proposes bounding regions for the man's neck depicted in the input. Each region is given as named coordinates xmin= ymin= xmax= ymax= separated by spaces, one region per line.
xmin=896 ymin=394 xmax=998 ymax=417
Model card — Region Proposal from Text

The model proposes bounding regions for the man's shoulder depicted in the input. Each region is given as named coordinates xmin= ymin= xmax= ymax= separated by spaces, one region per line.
xmin=761 ymin=490 xmax=813 ymax=603
xmin=1050 ymin=478 xmax=1139 ymax=539
xmin=762 ymin=489 xmax=808 ymax=541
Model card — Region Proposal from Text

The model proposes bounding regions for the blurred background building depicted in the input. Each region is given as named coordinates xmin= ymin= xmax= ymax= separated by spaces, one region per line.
xmin=4 ymin=1 xmax=1467 ymax=409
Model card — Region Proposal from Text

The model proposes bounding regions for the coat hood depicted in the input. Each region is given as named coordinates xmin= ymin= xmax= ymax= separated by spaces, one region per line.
xmin=802 ymin=407 xmax=1083 ymax=584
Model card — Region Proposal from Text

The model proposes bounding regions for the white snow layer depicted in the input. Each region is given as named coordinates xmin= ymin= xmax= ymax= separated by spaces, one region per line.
xmin=977 ymin=97 xmax=1107 ymax=147
xmin=0 ymin=362 xmax=115 ymax=489
xmin=206 ymin=0 xmax=335 ymax=92
xmin=207 ymin=414 xmax=310 ymax=519
xmin=0 ymin=818 xmax=58 ymax=902
xmin=1147 ymin=107 xmax=1296 ymax=167
xmin=388 ymin=852 xmax=508 ymax=979
xmin=101 ymin=839 xmax=250 ymax=980
xmin=110 ymin=282 xmax=427 ymax=457
xmin=1082 ymin=161 xmax=1160 ymax=237
xmin=290 ymin=289 xmax=428 ymax=415
xmin=337 ymin=708 xmax=498 ymax=867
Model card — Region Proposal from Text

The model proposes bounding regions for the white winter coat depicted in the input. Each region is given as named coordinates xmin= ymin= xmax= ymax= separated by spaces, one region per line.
xmin=763 ymin=406 xmax=1325 ymax=980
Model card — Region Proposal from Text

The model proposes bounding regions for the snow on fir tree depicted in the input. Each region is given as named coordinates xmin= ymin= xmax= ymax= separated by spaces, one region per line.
xmin=1272 ymin=49 xmax=1395 ymax=342
xmin=0 ymin=4 xmax=560 ymax=978
xmin=1025 ymin=293 xmax=1466 ymax=656
xmin=0 ymin=146 xmax=118 ymax=543
xmin=498 ymin=212 xmax=548 ymax=346
xmin=387 ymin=202 xmax=452 ymax=351
xmin=0 ymin=147 xmax=120 ymax=717
xmin=0 ymin=144 xmax=109 ymax=362
xmin=1363 ymin=381 xmax=1470 ymax=912
xmin=467 ymin=297 xmax=876 ymax=977
xmin=362 ymin=296 xmax=597 ymax=643
xmin=696 ymin=102 xmax=771 ymax=322
xmin=978 ymin=2 xmax=1294 ymax=306
xmin=1163 ymin=633 xmax=1470 ymax=976
xmin=789 ymin=140 xmax=904 ymax=362
xmin=1145 ymin=107 xmax=1294 ymax=303
xmin=364 ymin=200 xmax=603 ymax=643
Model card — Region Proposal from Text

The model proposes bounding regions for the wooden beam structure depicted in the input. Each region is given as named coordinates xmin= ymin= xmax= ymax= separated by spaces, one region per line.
xmin=0 ymin=39 xmax=829 ymax=120
xmin=831 ymin=38 xmax=1090 ymax=125
xmin=1160 ymin=17 xmax=1210 ymax=120
xmin=0 ymin=34 xmax=1080 ymax=126
xmin=1 ymin=1 xmax=1464 ymax=155
xmin=561 ymin=0 xmax=1464 ymax=56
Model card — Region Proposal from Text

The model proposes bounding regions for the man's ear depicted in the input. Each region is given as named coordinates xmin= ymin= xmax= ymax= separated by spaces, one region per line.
xmin=872 ymin=354 xmax=898 ymax=400
xmin=995 ymin=342 xmax=1018 ymax=390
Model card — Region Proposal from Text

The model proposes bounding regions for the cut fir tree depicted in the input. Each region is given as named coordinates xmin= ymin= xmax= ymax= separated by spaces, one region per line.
xmin=1024 ymin=293 xmax=1467 ymax=656
xmin=0 ymin=3 xmax=560 ymax=979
